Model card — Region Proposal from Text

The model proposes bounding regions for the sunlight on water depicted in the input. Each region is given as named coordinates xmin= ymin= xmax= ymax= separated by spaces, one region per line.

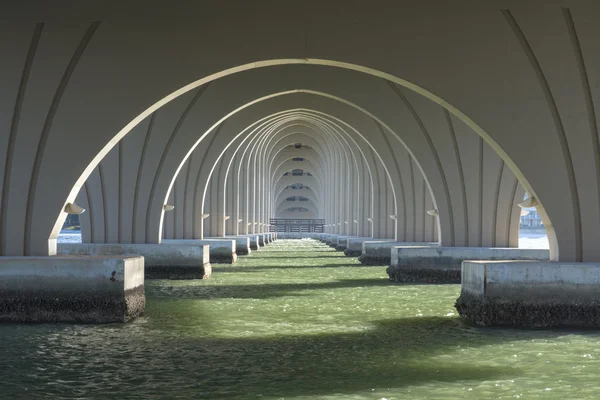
xmin=57 ymin=229 xmax=82 ymax=243
xmin=518 ymin=228 xmax=549 ymax=249
xmin=2 ymin=239 xmax=598 ymax=399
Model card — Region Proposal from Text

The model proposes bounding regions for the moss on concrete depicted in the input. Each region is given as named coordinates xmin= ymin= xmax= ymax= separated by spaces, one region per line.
xmin=455 ymin=292 xmax=600 ymax=328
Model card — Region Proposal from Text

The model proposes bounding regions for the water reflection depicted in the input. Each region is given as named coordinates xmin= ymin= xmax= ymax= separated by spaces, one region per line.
xmin=2 ymin=240 xmax=599 ymax=399
xmin=3 ymin=315 xmax=529 ymax=399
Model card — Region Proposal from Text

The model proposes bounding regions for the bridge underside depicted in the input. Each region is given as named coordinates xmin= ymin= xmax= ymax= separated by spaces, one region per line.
xmin=1 ymin=0 xmax=600 ymax=326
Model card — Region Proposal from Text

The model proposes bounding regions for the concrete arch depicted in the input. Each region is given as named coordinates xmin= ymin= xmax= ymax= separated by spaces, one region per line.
xmin=162 ymin=111 xmax=338 ymax=238
xmin=159 ymin=103 xmax=386 ymax=239
xmin=270 ymin=149 xmax=325 ymax=180
xmin=78 ymin=79 xmax=520 ymax=250
xmin=202 ymin=108 xmax=378 ymax=238
xmin=278 ymin=208 xmax=319 ymax=220
xmin=268 ymin=118 xmax=362 ymax=235
xmin=274 ymin=176 xmax=321 ymax=199
xmin=272 ymin=161 xmax=323 ymax=186
xmin=35 ymin=59 xmax=516 ymax=252
xmin=158 ymin=93 xmax=404 ymax=241
xmin=276 ymin=188 xmax=320 ymax=206
xmin=83 ymin=80 xmax=520 ymax=244
xmin=276 ymin=199 xmax=320 ymax=216
xmin=156 ymin=81 xmax=520 ymax=245
xmin=198 ymin=106 xmax=398 ymax=239
xmin=2 ymin=10 xmax=564 ymax=256
xmin=265 ymin=124 xmax=375 ymax=236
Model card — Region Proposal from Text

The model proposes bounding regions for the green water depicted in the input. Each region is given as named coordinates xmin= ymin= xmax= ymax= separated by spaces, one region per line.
xmin=2 ymin=239 xmax=600 ymax=399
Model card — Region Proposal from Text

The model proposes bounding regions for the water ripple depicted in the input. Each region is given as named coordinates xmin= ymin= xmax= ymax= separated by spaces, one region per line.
xmin=1 ymin=240 xmax=598 ymax=399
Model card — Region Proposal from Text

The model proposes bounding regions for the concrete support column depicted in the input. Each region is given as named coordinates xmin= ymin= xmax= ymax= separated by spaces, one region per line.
xmin=456 ymin=261 xmax=600 ymax=328
xmin=0 ymin=256 xmax=145 ymax=323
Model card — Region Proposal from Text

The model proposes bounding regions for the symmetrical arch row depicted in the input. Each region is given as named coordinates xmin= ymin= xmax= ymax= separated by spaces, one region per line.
xmin=5 ymin=2 xmax=591 ymax=260
xmin=76 ymin=77 xmax=523 ymax=248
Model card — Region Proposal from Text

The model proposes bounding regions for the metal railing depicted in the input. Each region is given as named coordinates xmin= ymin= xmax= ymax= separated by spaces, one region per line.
xmin=269 ymin=219 xmax=325 ymax=233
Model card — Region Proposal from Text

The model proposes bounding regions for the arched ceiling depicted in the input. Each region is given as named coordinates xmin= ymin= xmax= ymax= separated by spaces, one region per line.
xmin=6 ymin=3 xmax=580 ymax=259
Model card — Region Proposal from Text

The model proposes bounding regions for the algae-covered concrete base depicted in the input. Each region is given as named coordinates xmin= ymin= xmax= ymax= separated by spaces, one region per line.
xmin=249 ymin=235 xmax=261 ymax=250
xmin=318 ymin=233 xmax=329 ymax=243
xmin=164 ymin=239 xmax=237 ymax=264
xmin=0 ymin=256 xmax=145 ymax=323
xmin=455 ymin=261 xmax=600 ymax=328
xmin=57 ymin=243 xmax=211 ymax=279
xmin=227 ymin=236 xmax=251 ymax=255
xmin=332 ymin=236 xmax=349 ymax=250
xmin=387 ymin=247 xmax=550 ymax=283
xmin=342 ymin=237 xmax=379 ymax=257
xmin=358 ymin=241 xmax=436 ymax=265
xmin=324 ymin=235 xmax=340 ymax=246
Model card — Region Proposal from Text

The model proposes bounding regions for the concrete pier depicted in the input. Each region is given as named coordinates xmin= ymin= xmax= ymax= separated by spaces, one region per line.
xmin=343 ymin=237 xmax=383 ymax=257
xmin=227 ymin=236 xmax=251 ymax=255
xmin=335 ymin=238 xmax=347 ymax=251
xmin=387 ymin=247 xmax=550 ymax=283
xmin=358 ymin=241 xmax=436 ymax=265
xmin=58 ymin=243 xmax=211 ymax=279
xmin=249 ymin=235 xmax=261 ymax=250
xmin=0 ymin=256 xmax=145 ymax=323
xmin=456 ymin=261 xmax=600 ymax=328
xmin=164 ymin=239 xmax=237 ymax=263
xmin=315 ymin=233 xmax=326 ymax=241
xmin=317 ymin=234 xmax=326 ymax=242
xmin=332 ymin=236 xmax=349 ymax=249
xmin=324 ymin=234 xmax=340 ymax=246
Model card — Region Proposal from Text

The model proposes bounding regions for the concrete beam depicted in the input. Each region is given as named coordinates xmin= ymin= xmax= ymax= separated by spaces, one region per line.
xmin=388 ymin=247 xmax=550 ymax=283
xmin=456 ymin=261 xmax=600 ymax=328
xmin=0 ymin=256 xmax=144 ymax=323
xmin=57 ymin=243 xmax=210 ymax=279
